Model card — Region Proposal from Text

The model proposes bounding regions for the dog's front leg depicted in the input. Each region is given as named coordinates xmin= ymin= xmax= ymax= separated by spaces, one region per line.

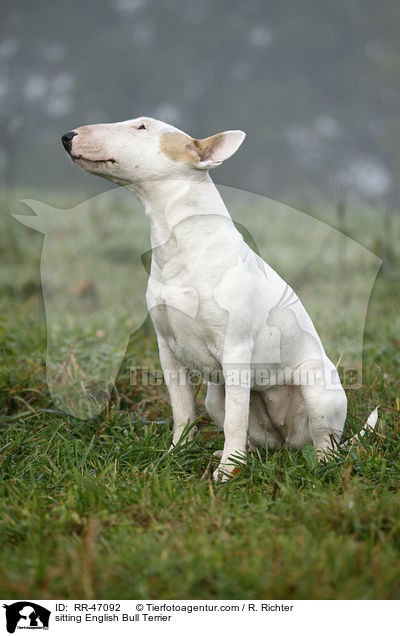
xmin=157 ymin=336 xmax=196 ymax=450
xmin=213 ymin=360 xmax=251 ymax=482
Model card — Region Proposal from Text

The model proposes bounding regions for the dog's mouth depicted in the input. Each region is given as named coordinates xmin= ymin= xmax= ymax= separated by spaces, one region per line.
xmin=71 ymin=155 xmax=116 ymax=166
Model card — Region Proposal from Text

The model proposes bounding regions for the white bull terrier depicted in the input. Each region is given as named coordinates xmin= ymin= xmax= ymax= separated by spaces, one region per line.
xmin=62 ymin=116 xmax=349 ymax=481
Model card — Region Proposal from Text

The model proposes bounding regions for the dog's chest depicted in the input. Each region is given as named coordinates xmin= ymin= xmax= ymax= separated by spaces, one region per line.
xmin=146 ymin=223 xmax=249 ymax=371
xmin=148 ymin=281 xmax=226 ymax=372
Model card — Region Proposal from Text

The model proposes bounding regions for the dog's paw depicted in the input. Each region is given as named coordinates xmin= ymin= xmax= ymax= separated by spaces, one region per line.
xmin=212 ymin=461 xmax=244 ymax=482
xmin=212 ymin=448 xmax=247 ymax=482
xmin=212 ymin=465 xmax=227 ymax=482
xmin=316 ymin=447 xmax=335 ymax=463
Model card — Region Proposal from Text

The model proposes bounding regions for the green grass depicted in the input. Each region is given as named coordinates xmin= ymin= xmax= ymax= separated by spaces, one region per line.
xmin=0 ymin=189 xmax=399 ymax=599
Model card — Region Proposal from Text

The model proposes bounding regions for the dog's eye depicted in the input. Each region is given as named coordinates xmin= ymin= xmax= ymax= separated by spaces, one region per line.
xmin=138 ymin=124 xmax=146 ymax=130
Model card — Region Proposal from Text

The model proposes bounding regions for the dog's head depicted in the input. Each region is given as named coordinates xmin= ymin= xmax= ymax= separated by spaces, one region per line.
xmin=62 ymin=117 xmax=245 ymax=187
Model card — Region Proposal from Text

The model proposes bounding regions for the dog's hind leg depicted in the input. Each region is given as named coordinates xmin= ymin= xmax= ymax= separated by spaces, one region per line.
xmin=299 ymin=364 xmax=347 ymax=459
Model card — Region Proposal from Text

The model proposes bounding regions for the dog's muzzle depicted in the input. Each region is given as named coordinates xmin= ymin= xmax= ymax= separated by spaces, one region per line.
xmin=61 ymin=131 xmax=77 ymax=153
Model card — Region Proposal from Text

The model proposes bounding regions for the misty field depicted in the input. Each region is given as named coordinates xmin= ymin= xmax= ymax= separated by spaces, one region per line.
xmin=0 ymin=188 xmax=399 ymax=599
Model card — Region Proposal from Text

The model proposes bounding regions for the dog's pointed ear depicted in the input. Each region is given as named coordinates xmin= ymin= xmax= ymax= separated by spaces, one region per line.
xmin=194 ymin=130 xmax=246 ymax=169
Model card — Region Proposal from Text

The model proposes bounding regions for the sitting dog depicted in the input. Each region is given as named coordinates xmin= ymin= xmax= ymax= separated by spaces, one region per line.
xmin=62 ymin=116 xmax=348 ymax=480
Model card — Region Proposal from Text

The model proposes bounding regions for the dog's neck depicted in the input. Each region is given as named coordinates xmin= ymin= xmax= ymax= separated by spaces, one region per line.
xmin=126 ymin=172 xmax=231 ymax=246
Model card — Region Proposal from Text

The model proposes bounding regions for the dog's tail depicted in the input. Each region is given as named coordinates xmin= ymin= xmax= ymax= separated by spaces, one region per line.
xmin=340 ymin=406 xmax=379 ymax=448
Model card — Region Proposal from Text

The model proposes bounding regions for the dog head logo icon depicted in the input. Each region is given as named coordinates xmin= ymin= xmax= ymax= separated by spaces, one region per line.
xmin=3 ymin=602 xmax=50 ymax=634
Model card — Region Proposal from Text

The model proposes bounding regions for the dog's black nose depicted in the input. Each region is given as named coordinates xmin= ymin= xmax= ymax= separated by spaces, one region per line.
xmin=62 ymin=131 xmax=77 ymax=152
